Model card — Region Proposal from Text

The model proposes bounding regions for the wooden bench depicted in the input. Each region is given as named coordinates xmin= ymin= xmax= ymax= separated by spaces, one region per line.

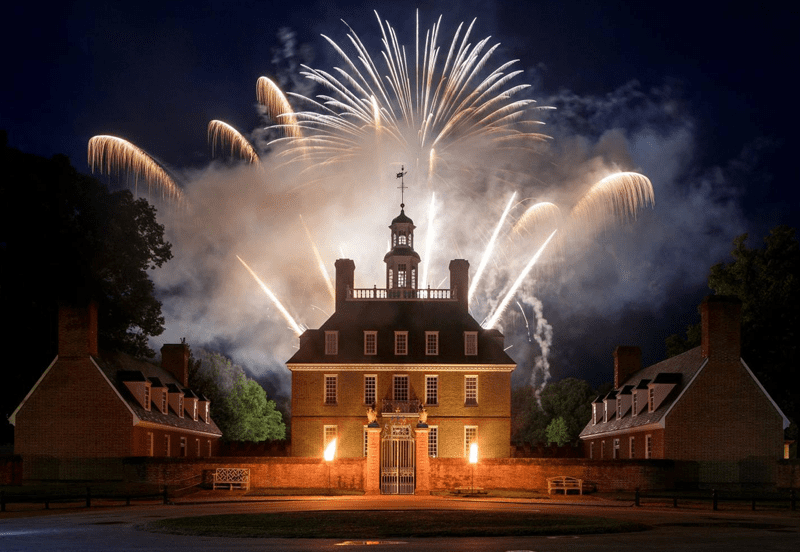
xmin=547 ymin=476 xmax=583 ymax=495
xmin=212 ymin=468 xmax=250 ymax=491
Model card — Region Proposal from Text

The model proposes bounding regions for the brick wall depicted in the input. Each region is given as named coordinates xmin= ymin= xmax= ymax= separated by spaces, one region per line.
xmin=15 ymin=358 xmax=135 ymax=459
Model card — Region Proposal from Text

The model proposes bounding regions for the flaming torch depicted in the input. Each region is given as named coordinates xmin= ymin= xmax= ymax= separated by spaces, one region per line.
xmin=324 ymin=438 xmax=337 ymax=494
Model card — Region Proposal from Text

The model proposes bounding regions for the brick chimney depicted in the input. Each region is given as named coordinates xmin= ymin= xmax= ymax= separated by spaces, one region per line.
xmin=161 ymin=343 xmax=190 ymax=387
xmin=701 ymin=295 xmax=741 ymax=362
xmin=449 ymin=259 xmax=470 ymax=312
xmin=58 ymin=301 xmax=99 ymax=358
xmin=614 ymin=346 xmax=641 ymax=388
xmin=334 ymin=258 xmax=355 ymax=311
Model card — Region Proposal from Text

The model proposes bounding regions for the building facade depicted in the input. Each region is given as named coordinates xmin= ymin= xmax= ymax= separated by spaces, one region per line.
xmin=287 ymin=207 xmax=516 ymax=467
xmin=579 ymin=295 xmax=788 ymax=487
xmin=11 ymin=303 xmax=222 ymax=479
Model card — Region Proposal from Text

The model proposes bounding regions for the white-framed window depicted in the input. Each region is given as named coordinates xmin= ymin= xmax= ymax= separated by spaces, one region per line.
xmin=464 ymin=375 xmax=478 ymax=406
xmin=204 ymin=402 xmax=210 ymax=424
xmin=364 ymin=331 xmax=377 ymax=355
xmin=428 ymin=426 xmax=438 ymax=458
xmin=161 ymin=390 xmax=168 ymax=414
xmin=143 ymin=385 xmax=151 ymax=411
xmin=324 ymin=425 xmax=338 ymax=453
xmin=629 ymin=436 xmax=635 ymax=459
xmin=325 ymin=331 xmax=338 ymax=355
xmin=603 ymin=402 xmax=608 ymax=423
xmin=398 ymin=263 xmax=407 ymax=287
xmin=393 ymin=374 xmax=409 ymax=401
xmin=395 ymin=331 xmax=408 ymax=355
xmin=364 ymin=374 xmax=377 ymax=406
xmin=464 ymin=331 xmax=478 ymax=356
xmin=613 ymin=438 xmax=620 ymax=459
xmin=464 ymin=425 xmax=478 ymax=457
xmin=164 ymin=435 xmax=171 ymax=457
xmin=147 ymin=432 xmax=154 ymax=457
xmin=192 ymin=401 xmax=198 ymax=421
xmin=645 ymin=434 xmax=652 ymax=459
xmin=324 ymin=375 xmax=338 ymax=405
xmin=363 ymin=426 xmax=369 ymax=457
xmin=648 ymin=387 xmax=655 ymax=412
xmin=398 ymin=234 xmax=407 ymax=245
xmin=388 ymin=269 xmax=394 ymax=289
xmin=411 ymin=268 xmax=416 ymax=289
xmin=425 ymin=375 xmax=438 ymax=406
xmin=425 ymin=331 xmax=439 ymax=355
xmin=589 ymin=441 xmax=594 ymax=460
xmin=592 ymin=403 xmax=598 ymax=425
xmin=617 ymin=398 xmax=622 ymax=418
xmin=632 ymin=392 xmax=638 ymax=416
xmin=178 ymin=396 xmax=184 ymax=418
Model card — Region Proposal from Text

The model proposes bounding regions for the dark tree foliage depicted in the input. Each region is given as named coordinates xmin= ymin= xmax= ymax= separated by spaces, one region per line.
xmin=665 ymin=226 xmax=799 ymax=424
xmin=1 ymin=138 xmax=171 ymax=440
xmin=511 ymin=378 xmax=597 ymax=446
xmin=188 ymin=350 xmax=286 ymax=442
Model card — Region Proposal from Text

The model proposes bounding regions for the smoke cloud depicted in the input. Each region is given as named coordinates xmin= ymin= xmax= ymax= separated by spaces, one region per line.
xmin=147 ymin=19 xmax=752 ymax=398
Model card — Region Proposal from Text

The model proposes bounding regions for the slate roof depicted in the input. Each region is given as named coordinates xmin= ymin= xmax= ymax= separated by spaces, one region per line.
xmin=287 ymin=298 xmax=515 ymax=366
xmin=93 ymin=351 xmax=222 ymax=437
xmin=580 ymin=346 xmax=704 ymax=438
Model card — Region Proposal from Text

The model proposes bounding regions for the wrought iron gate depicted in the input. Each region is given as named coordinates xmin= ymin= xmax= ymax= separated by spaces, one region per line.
xmin=380 ymin=423 xmax=415 ymax=494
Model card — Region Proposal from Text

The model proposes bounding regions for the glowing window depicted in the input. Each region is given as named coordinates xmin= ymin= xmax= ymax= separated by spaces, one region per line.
xmin=464 ymin=426 xmax=478 ymax=457
xmin=364 ymin=375 xmax=376 ymax=405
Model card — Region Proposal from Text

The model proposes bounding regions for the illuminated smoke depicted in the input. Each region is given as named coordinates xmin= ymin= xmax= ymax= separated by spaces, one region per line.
xmin=421 ymin=192 xmax=436 ymax=287
xmin=208 ymin=120 xmax=260 ymax=164
xmin=469 ymin=192 xmax=517 ymax=304
xmin=87 ymin=135 xmax=183 ymax=202
xmin=300 ymin=215 xmax=336 ymax=302
xmin=528 ymin=295 xmax=553 ymax=405
xmin=571 ymin=171 xmax=654 ymax=231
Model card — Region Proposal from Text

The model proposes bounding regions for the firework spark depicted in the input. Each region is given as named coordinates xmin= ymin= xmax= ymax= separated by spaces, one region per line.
xmin=87 ymin=135 xmax=183 ymax=202
xmin=484 ymin=229 xmax=558 ymax=329
xmin=571 ymin=172 xmax=654 ymax=229
xmin=299 ymin=215 xmax=336 ymax=302
xmin=256 ymin=76 xmax=301 ymax=137
xmin=267 ymin=11 xmax=550 ymax=178
xmin=208 ymin=120 xmax=260 ymax=164
xmin=421 ymin=192 xmax=437 ymax=287
xmin=469 ymin=192 xmax=517 ymax=304
xmin=512 ymin=201 xmax=561 ymax=236
xmin=235 ymin=255 xmax=304 ymax=336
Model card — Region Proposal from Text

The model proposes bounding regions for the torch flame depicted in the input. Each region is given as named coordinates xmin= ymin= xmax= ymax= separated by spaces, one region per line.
xmin=324 ymin=438 xmax=337 ymax=461
xmin=469 ymin=442 xmax=478 ymax=464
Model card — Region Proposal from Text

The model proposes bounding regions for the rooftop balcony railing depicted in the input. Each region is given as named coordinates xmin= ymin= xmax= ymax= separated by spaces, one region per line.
xmin=381 ymin=399 xmax=422 ymax=415
xmin=349 ymin=287 xmax=455 ymax=301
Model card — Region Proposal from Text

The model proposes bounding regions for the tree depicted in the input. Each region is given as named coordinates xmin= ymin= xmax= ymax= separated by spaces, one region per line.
xmin=188 ymin=349 xmax=286 ymax=441
xmin=512 ymin=378 xmax=597 ymax=446
xmin=546 ymin=417 xmax=570 ymax=446
xmin=665 ymin=226 xmax=799 ymax=424
xmin=1 ymin=139 xmax=172 ymax=442
xmin=223 ymin=374 xmax=286 ymax=441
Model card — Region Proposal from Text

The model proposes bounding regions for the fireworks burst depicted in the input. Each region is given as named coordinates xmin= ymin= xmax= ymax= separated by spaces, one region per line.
xmin=266 ymin=11 xmax=550 ymax=183
xmin=256 ymin=76 xmax=301 ymax=137
xmin=235 ymin=255 xmax=305 ymax=337
xmin=87 ymin=135 xmax=183 ymax=202
xmin=571 ymin=172 xmax=654 ymax=230
xmin=208 ymin=120 xmax=260 ymax=164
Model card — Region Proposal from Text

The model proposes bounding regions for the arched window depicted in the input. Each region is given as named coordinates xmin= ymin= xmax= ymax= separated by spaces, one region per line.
xmin=399 ymin=234 xmax=407 ymax=245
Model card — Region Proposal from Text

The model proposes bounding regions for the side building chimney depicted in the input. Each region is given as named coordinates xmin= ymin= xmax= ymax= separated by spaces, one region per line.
xmin=449 ymin=259 xmax=470 ymax=312
xmin=334 ymin=258 xmax=355 ymax=311
xmin=701 ymin=295 xmax=741 ymax=362
xmin=614 ymin=346 xmax=641 ymax=388
xmin=161 ymin=343 xmax=190 ymax=387
xmin=58 ymin=301 xmax=98 ymax=358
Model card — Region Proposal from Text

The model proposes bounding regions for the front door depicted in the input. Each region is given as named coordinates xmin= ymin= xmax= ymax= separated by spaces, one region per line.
xmin=380 ymin=423 xmax=415 ymax=494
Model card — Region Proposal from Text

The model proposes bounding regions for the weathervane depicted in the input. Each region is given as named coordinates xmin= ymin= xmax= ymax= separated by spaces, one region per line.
xmin=396 ymin=165 xmax=408 ymax=209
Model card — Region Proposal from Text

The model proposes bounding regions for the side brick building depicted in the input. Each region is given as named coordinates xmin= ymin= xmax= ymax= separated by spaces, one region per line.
xmin=579 ymin=295 xmax=789 ymax=487
xmin=10 ymin=303 xmax=222 ymax=479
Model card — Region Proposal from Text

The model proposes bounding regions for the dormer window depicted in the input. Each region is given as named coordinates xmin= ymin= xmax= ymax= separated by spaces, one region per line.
xmin=632 ymin=392 xmax=638 ymax=416
xmin=325 ymin=331 xmax=338 ymax=355
xmin=161 ymin=390 xmax=168 ymax=414
xmin=395 ymin=331 xmax=408 ymax=355
xmin=178 ymin=396 xmax=184 ymax=418
xmin=464 ymin=332 xmax=478 ymax=356
xmin=425 ymin=332 xmax=439 ymax=355
xmin=593 ymin=403 xmax=598 ymax=425
xmin=192 ymin=400 xmax=198 ymax=421
xmin=143 ymin=384 xmax=151 ymax=411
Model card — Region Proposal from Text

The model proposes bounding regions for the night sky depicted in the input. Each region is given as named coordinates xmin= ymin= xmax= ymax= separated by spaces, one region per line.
xmin=3 ymin=1 xmax=798 ymax=396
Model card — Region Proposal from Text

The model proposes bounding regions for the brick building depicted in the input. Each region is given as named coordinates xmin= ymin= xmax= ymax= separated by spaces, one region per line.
xmin=10 ymin=303 xmax=222 ymax=479
xmin=579 ymin=295 xmax=789 ymax=487
xmin=287 ymin=205 xmax=516 ymax=492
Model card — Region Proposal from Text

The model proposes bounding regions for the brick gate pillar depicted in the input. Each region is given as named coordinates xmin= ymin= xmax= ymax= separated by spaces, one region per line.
xmin=364 ymin=426 xmax=381 ymax=495
xmin=415 ymin=426 xmax=430 ymax=495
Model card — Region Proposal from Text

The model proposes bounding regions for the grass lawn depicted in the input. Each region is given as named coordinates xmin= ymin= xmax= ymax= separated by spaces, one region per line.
xmin=146 ymin=510 xmax=650 ymax=538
